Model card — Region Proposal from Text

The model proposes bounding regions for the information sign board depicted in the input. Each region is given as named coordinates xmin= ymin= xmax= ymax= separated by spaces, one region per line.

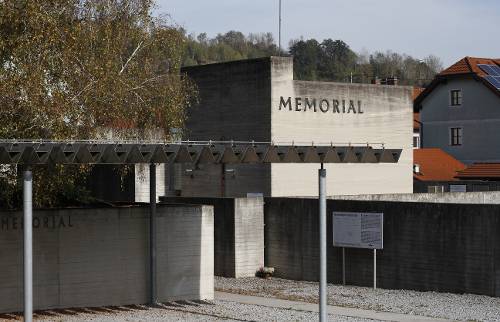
xmin=332 ymin=212 xmax=383 ymax=249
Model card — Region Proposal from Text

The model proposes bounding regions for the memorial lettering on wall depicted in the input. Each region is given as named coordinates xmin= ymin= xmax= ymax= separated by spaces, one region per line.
xmin=0 ymin=215 xmax=73 ymax=231
xmin=278 ymin=96 xmax=364 ymax=114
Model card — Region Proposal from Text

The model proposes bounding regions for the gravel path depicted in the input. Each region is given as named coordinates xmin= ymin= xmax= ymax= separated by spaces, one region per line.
xmin=215 ymin=276 xmax=500 ymax=322
xmin=31 ymin=300 xmax=378 ymax=322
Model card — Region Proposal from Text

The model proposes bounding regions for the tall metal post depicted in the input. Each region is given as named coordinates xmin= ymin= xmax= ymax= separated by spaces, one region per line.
xmin=23 ymin=170 xmax=33 ymax=322
xmin=278 ymin=0 xmax=282 ymax=55
xmin=149 ymin=163 xmax=157 ymax=305
xmin=318 ymin=163 xmax=327 ymax=322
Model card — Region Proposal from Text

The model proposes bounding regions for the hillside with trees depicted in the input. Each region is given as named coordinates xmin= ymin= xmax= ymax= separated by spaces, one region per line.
xmin=182 ymin=31 xmax=443 ymax=87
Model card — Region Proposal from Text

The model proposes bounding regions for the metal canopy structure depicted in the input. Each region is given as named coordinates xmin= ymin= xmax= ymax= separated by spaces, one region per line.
xmin=0 ymin=139 xmax=402 ymax=322
xmin=0 ymin=140 xmax=402 ymax=165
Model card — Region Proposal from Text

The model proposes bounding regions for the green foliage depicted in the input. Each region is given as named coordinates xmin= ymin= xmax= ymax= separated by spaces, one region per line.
xmin=0 ymin=0 xmax=198 ymax=209
xmin=290 ymin=39 xmax=358 ymax=82
xmin=183 ymin=31 xmax=443 ymax=86
xmin=290 ymin=38 xmax=442 ymax=86
xmin=182 ymin=30 xmax=281 ymax=66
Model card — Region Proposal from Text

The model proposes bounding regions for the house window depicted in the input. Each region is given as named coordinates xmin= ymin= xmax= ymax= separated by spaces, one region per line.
xmin=450 ymin=127 xmax=462 ymax=146
xmin=450 ymin=90 xmax=462 ymax=106
xmin=428 ymin=185 xmax=445 ymax=193
xmin=472 ymin=185 xmax=489 ymax=192
xmin=413 ymin=135 xmax=420 ymax=148
xmin=449 ymin=184 xmax=467 ymax=192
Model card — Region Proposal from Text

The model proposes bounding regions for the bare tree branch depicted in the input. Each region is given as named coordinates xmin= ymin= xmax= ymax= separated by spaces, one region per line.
xmin=119 ymin=41 xmax=143 ymax=75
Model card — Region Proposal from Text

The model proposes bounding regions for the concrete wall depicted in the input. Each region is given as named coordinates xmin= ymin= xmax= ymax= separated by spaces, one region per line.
xmin=270 ymin=57 xmax=413 ymax=196
xmin=88 ymin=165 xmax=135 ymax=202
xmin=0 ymin=204 xmax=213 ymax=313
xmin=180 ymin=57 xmax=412 ymax=197
xmin=265 ymin=198 xmax=500 ymax=297
xmin=420 ymin=77 xmax=500 ymax=164
xmin=332 ymin=191 xmax=500 ymax=204
xmin=177 ymin=163 xmax=271 ymax=198
xmin=234 ymin=198 xmax=265 ymax=277
xmin=180 ymin=59 xmax=272 ymax=197
xmin=160 ymin=197 xmax=264 ymax=277
xmin=134 ymin=164 xmax=166 ymax=203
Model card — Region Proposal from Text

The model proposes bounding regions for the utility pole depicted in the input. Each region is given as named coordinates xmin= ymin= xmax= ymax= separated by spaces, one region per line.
xmin=278 ymin=0 xmax=282 ymax=55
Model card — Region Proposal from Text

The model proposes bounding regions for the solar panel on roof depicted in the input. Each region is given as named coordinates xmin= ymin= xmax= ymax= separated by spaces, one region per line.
xmin=484 ymin=75 xmax=500 ymax=90
xmin=491 ymin=65 xmax=500 ymax=76
xmin=478 ymin=64 xmax=500 ymax=77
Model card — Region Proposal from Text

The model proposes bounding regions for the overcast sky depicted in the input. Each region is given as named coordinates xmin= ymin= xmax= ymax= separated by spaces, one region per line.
xmin=156 ymin=0 xmax=499 ymax=67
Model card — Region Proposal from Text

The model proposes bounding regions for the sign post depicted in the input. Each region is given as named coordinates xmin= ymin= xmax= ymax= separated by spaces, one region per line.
xmin=333 ymin=212 xmax=383 ymax=290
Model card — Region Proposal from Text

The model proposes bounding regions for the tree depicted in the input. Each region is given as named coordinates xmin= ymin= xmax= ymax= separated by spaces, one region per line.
xmin=289 ymin=38 xmax=321 ymax=80
xmin=182 ymin=31 xmax=278 ymax=66
xmin=0 ymin=0 xmax=197 ymax=208
xmin=318 ymin=39 xmax=357 ymax=81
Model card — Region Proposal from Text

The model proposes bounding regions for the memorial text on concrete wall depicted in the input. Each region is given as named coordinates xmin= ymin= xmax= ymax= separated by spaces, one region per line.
xmin=279 ymin=96 xmax=364 ymax=114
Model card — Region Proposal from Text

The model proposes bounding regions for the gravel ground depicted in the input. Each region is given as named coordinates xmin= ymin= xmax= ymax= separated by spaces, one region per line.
xmin=215 ymin=276 xmax=500 ymax=322
xmin=30 ymin=300 xmax=378 ymax=322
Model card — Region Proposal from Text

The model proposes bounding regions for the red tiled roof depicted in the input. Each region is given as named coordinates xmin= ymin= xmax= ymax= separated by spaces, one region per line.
xmin=413 ymin=148 xmax=466 ymax=181
xmin=439 ymin=56 xmax=500 ymax=76
xmin=455 ymin=163 xmax=500 ymax=179
xmin=413 ymin=112 xmax=420 ymax=131
xmin=415 ymin=57 xmax=500 ymax=108
xmin=412 ymin=87 xmax=425 ymax=101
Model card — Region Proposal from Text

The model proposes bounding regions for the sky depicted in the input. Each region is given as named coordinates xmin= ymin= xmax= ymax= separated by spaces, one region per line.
xmin=155 ymin=0 xmax=500 ymax=67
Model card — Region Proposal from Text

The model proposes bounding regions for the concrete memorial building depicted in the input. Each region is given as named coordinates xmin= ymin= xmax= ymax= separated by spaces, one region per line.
xmin=176 ymin=56 xmax=413 ymax=197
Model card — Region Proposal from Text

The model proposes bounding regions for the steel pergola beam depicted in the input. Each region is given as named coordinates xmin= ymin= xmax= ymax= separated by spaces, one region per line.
xmin=0 ymin=141 xmax=401 ymax=165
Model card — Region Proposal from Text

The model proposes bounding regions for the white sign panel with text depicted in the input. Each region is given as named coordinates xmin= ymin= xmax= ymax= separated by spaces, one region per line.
xmin=332 ymin=212 xmax=383 ymax=249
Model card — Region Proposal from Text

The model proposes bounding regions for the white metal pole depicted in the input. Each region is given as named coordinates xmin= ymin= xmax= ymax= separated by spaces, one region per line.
xmin=373 ymin=249 xmax=377 ymax=290
xmin=319 ymin=164 xmax=327 ymax=322
xmin=23 ymin=170 xmax=33 ymax=322
xmin=278 ymin=0 xmax=282 ymax=55
xmin=149 ymin=163 xmax=157 ymax=305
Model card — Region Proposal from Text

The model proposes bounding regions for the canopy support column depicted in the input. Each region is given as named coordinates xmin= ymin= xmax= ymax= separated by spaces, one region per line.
xmin=149 ymin=163 xmax=157 ymax=305
xmin=24 ymin=170 xmax=33 ymax=322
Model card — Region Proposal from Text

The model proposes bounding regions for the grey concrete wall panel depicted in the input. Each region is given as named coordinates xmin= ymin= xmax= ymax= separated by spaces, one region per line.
xmin=181 ymin=58 xmax=274 ymax=197
xmin=420 ymin=78 xmax=500 ymax=164
xmin=180 ymin=56 xmax=412 ymax=197
xmin=233 ymin=198 xmax=265 ymax=277
xmin=0 ymin=205 xmax=214 ymax=313
xmin=135 ymin=163 xmax=166 ymax=202
xmin=87 ymin=165 xmax=135 ymax=202
xmin=264 ymin=197 xmax=500 ymax=297
xmin=270 ymin=57 xmax=413 ymax=196
xmin=332 ymin=191 xmax=500 ymax=204
xmin=177 ymin=163 xmax=271 ymax=198
xmin=161 ymin=197 xmax=264 ymax=277
xmin=161 ymin=198 xmax=235 ymax=277
xmin=156 ymin=205 xmax=214 ymax=300
xmin=182 ymin=58 xmax=272 ymax=142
